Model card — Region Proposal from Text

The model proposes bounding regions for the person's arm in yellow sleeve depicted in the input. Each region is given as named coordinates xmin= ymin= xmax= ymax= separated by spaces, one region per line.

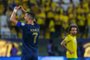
xmin=61 ymin=38 xmax=74 ymax=54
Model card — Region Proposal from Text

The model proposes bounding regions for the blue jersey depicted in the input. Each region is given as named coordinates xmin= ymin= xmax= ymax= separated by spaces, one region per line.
xmin=16 ymin=22 xmax=40 ymax=58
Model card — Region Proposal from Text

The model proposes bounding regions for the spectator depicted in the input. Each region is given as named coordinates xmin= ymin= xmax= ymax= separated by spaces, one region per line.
xmin=10 ymin=43 xmax=18 ymax=56
xmin=47 ymin=40 xmax=56 ymax=56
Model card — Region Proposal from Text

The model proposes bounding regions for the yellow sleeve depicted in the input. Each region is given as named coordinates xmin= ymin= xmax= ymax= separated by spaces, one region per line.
xmin=64 ymin=36 xmax=71 ymax=44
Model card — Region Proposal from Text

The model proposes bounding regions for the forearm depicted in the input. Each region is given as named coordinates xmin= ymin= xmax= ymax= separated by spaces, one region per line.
xmin=61 ymin=41 xmax=71 ymax=52
xmin=62 ymin=44 xmax=71 ymax=52
xmin=10 ymin=6 xmax=20 ymax=24
xmin=21 ymin=6 xmax=26 ymax=13
xmin=10 ymin=11 xmax=16 ymax=21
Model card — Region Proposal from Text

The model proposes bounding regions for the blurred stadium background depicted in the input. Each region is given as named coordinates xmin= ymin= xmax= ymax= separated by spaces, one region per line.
xmin=0 ymin=0 xmax=90 ymax=60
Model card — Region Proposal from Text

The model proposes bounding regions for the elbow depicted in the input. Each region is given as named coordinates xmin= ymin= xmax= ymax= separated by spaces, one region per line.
xmin=60 ymin=42 xmax=63 ymax=46
xmin=61 ymin=42 xmax=65 ymax=46
xmin=60 ymin=41 xmax=64 ymax=45
xmin=60 ymin=43 xmax=63 ymax=46
xmin=10 ymin=17 xmax=14 ymax=22
xmin=61 ymin=43 xmax=65 ymax=47
xmin=10 ymin=17 xmax=12 ymax=22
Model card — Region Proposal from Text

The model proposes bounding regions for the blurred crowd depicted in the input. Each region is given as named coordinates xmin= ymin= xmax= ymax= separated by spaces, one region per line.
xmin=0 ymin=0 xmax=90 ymax=39
xmin=0 ymin=40 xmax=21 ymax=57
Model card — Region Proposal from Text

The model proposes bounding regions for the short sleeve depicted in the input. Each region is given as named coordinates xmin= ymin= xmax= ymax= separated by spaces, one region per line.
xmin=64 ymin=36 xmax=71 ymax=43
xmin=16 ymin=22 xmax=25 ymax=28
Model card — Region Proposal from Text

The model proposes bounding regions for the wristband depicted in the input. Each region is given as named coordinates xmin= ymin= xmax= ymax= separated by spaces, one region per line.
xmin=13 ymin=8 xmax=17 ymax=13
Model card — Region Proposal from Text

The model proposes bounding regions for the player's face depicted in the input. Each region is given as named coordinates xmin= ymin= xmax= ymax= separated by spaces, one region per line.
xmin=70 ymin=27 xmax=77 ymax=35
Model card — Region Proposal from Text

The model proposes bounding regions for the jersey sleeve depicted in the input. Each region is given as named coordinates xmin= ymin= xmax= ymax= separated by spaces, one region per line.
xmin=64 ymin=36 xmax=71 ymax=44
xmin=16 ymin=22 xmax=25 ymax=29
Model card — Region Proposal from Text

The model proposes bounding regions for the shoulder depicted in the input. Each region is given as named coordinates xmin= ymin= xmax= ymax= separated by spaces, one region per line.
xmin=67 ymin=34 xmax=72 ymax=38
xmin=67 ymin=35 xmax=76 ymax=41
xmin=16 ymin=22 xmax=26 ymax=27
xmin=35 ymin=23 xmax=40 ymax=28
xmin=64 ymin=34 xmax=71 ymax=41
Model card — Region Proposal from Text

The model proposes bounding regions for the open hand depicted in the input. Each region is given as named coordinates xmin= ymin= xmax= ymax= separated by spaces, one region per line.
xmin=14 ymin=6 xmax=21 ymax=10
xmin=20 ymin=6 xmax=26 ymax=13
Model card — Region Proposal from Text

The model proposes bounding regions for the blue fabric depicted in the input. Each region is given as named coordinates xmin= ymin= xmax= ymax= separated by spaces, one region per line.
xmin=16 ymin=22 xmax=40 ymax=60
xmin=16 ymin=22 xmax=22 ymax=27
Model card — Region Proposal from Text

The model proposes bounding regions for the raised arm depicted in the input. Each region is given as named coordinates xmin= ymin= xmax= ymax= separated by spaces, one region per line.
xmin=10 ymin=6 xmax=20 ymax=25
xmin=20 ymin=6 xmax=26 ymax=13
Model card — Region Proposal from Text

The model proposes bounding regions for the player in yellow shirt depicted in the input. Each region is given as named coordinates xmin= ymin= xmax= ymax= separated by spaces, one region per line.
xmin=61 ymin=24 xmax=78 ymax=60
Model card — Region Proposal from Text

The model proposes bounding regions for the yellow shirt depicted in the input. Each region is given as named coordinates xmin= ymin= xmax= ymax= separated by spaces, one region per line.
xmin=64 ymin=34 xmax=77 ymax=58
xmin=49 ymin=20 xmax=55 ymax=32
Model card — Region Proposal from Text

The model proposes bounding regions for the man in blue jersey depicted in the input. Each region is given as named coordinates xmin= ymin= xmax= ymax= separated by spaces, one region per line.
xmin=10 ymin=6 xmax=40 ymax=60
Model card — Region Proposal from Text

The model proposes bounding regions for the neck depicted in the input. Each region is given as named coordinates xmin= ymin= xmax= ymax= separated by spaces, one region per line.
xmin=70 ymin=34 xmax=75 ymax=36
xmin=27 ymin=20 xmax=34 ymax=25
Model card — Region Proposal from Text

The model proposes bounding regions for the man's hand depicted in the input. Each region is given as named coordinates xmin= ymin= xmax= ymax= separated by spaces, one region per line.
xmin=69 ymin=51 xmax=74 ymax=54
xmin=61 ymin=40 xmax=74 ymax=54
xmin=20 ymin=6 xmax=26 ymax=13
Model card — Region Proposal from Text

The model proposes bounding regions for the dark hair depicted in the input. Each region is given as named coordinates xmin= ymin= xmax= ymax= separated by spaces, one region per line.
xmin=68 ymin=24 xmax=79 ymax=32
xmin=25 ymin=11 xmax=35 ymax=20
